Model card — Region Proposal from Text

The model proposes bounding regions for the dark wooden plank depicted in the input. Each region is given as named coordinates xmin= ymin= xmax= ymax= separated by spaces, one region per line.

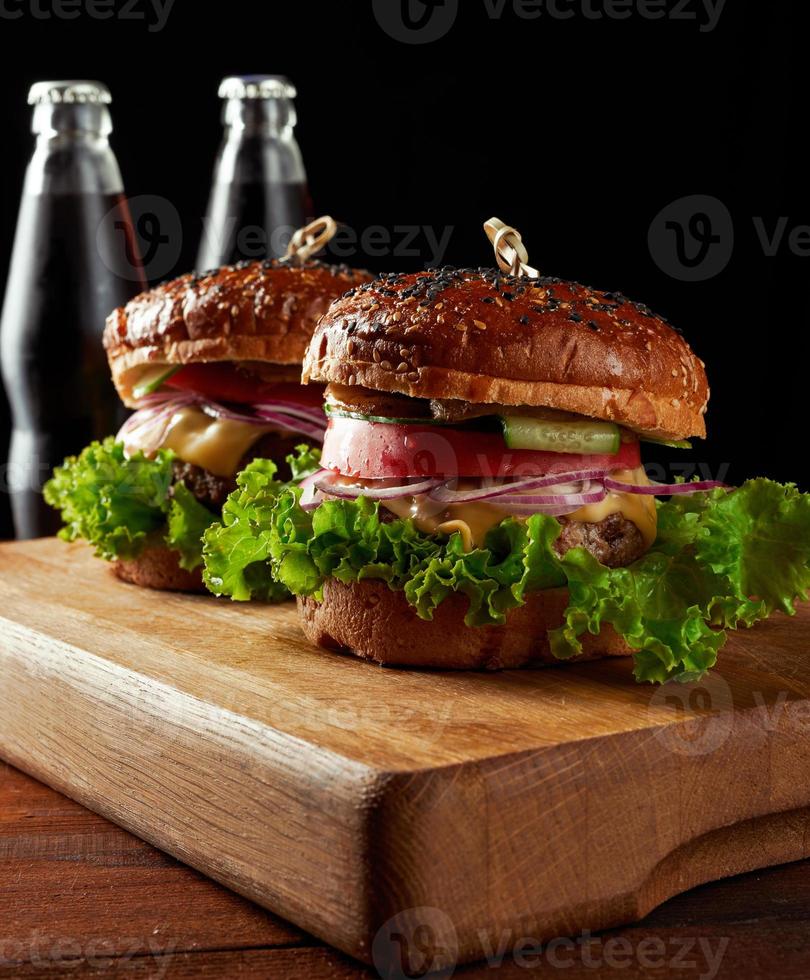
xmin=0 ymin=762 xmax=304 ymax=962
xmin=2 ymin=763 xmax=810 ymax=978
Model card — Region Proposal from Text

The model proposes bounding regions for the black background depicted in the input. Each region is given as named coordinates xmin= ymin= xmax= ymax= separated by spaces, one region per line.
xmin=0 ymin=0 xmax=806 ymax=540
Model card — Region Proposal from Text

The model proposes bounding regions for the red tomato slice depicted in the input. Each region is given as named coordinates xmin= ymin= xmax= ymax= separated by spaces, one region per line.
xmin=322 ymin=417 xmax=641 ymax=479
xmin=167 ymin=363 xmax=323 ymax=407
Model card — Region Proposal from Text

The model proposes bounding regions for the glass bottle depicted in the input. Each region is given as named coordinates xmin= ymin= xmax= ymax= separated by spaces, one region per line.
xmin=0 ymin=80 xmax=145 ymax=538
xmin=196 ymin=75 xmax=312 ymax=269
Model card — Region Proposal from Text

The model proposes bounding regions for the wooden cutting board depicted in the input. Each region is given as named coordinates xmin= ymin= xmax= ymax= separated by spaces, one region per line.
xmin=1 ymin=538 xmax=810 ymax=973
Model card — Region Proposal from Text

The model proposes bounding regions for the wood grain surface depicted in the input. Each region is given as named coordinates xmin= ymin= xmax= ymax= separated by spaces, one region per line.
xmin=1 ymin=538 xmax=810 ymax=972
xmin=3 ymin=761 xmax=810 ymax=979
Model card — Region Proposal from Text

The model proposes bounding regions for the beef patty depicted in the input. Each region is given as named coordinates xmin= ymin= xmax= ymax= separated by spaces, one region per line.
xmin=554 ymin=511 xmax=646 ymax=567
xmin=170 ymin=431 xmax=309 ymax=513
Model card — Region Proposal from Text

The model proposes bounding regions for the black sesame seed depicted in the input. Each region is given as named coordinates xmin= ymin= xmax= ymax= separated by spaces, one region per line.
xmin=568 ymin=312 xmax=582 ymax=323
xmin=587 ymin=320 xmax=599 ymax=331
xmin=519 ymin=315 xmax=530 ymax=325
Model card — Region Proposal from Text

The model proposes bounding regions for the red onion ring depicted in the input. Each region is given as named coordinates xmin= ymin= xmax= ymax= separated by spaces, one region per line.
xmin=427 ymin=468 xmax=612 ymax=504
xmin=121 ymin=391 xmax=327 ymax=447
xmin=314 ymin=473 xmax=445 ymax=501
xmin=299 ymin=469 xmax=329 ymax=511
xmin=603 ymin=478 xmax=730 ymax=495
xmin=496 ymin=480 xmax=607 ymax=509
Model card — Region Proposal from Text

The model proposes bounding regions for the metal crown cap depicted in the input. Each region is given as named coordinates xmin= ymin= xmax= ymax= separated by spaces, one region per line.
xmin=28 ymin=80 xmax=112 ymax=106
xmin=217 ymin=75 xmax=296 ymax=101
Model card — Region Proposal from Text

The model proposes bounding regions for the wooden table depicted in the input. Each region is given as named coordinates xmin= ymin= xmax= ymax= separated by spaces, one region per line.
xmin=1 ymin=761 xmax=808 ymax=978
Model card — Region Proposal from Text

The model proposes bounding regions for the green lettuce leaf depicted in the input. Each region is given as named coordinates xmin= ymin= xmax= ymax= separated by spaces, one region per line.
xmin=166 ymin=483 xmax=219 ymax=571
xmin=202 ymin=474 xmax=810 ymax=683
xmin=201 ymin=446 xmax=320 ymax=602
xmin=43 ymin=438 xmax=176 ymax=561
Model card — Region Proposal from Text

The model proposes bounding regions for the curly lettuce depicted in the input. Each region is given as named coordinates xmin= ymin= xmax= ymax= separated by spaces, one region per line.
xmin=44 ymin=438 xmax=318 ymax=576
xmin=201 ymin=446 xmax=322 ymax=602
xmin=44 ymin=438 xmax=180 ymax=561
xmin=202 ymin=476 xmax=810 ymax=683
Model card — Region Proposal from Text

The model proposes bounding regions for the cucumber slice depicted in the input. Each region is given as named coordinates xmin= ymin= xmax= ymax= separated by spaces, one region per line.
xmin=324 ymin=406 xmax=449 ymax=426
xmin=133 ymin=365 xmax=182 ymax=399
xmin=501 ymin=416 xmax=621 ymax=455
xmin=641 ymin=436 xmax=693 ymax=449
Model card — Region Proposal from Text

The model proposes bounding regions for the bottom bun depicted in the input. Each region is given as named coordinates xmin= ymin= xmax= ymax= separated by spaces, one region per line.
xmin=298 ymin=578 xmax=633 ymax=670
xmin=114 ymin=547 xmax=205 ymax=593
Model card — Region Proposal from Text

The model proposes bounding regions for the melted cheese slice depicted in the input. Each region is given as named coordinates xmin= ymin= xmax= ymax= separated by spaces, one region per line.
xmin=134 ymin=406 xmax=274 ymax=478
xmin=377 ymin=465 xmax=658 ymax=552
xmin=568 ymin=466 xmax=657 ymax=548
xmin=381 ymin=497 xmax=508 ymax=553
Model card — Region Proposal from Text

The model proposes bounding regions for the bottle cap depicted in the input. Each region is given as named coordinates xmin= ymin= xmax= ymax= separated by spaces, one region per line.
xmin=218 ymin=75 xmax=296 ymax=100
xmin=28 ymin=81 xmax=112 ymax=106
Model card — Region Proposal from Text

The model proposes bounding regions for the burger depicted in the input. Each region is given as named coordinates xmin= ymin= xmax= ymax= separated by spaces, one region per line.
xmin=202 ymin=266 xmax=810 ymax=683
xmin=44 ymin=256 xmax=371 ymax=592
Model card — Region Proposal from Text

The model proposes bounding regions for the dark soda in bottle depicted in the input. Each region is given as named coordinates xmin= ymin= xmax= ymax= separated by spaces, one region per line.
xmin=0 ymin=81 xmax=145 ymax=539
xmin=196 ymin=75 xmax=312 ymax=268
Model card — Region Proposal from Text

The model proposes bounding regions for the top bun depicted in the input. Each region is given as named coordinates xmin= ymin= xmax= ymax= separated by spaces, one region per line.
xmin=104 ymin=258 xmax=372 ymax=406
xmin=302 ymin=267 xmax=710 ymax=439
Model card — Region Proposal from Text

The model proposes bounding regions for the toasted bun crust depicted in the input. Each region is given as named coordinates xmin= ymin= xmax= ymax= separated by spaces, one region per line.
xmin=113 ymin=547 xmax=206 ymax=593
xmin=303 ymin=268 xmax=709 ymax=439
xmin=104 ymin=259 xmax=372 ymax=407
xmin=297 ymin=579 xmax=632 ymax=670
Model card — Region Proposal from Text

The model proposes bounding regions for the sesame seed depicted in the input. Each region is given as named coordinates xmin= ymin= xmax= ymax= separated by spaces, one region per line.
xmin=373 ymin=350 xmax=382 ymax=363
xmin=455 ymin=321 xmax=467 ymax=331
xmin=230 ymin=304 xmax=239 ymax=317
xmin=473 ymin=320 xmax=487 ymax=330
xmin=671 ymin=368 xmax=678 ymax=377
xmin=399 ymin=347 xmax=410 ymax=358
xmin=393 ymin=311 xmax=402 ymax=322
xmin=380 ymin=360 xmax=392 ymax=371
xmin=407 ymin=371 xmax=419 ymax=382
xmin=396 ymin=362 xmax=409 ymax=373
xmin=347 ymin=339 xmax=356 ymax=355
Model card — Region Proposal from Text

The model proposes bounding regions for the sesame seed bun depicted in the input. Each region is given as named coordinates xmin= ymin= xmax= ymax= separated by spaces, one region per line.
xmin=302 ymin=268 xmax=709 ymax=440
xmin=298 ymin=578 xmax=632 ymax=670
xmin=104 ymin=259 xmax=372 ymax=407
